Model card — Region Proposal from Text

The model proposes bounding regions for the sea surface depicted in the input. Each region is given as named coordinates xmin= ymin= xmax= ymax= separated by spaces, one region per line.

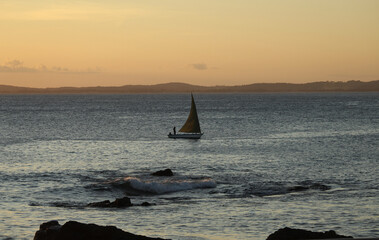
xmin=0 ymin=93 xmax=378 ymax=240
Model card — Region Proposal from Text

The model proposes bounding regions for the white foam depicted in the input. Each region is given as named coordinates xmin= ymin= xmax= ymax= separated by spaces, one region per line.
xmin=122 ymin=177 xmax=217 ymax=194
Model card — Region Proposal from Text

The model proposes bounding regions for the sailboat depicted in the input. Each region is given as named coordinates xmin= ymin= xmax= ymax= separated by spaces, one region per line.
xmin=168 ymin=93 xmax=203 ymax=139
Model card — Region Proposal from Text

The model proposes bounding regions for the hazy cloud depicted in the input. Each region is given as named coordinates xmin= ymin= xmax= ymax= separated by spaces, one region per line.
xmin=191 ymin=63 xmax=208 ymax=71
xmin=0 ymin=60 xmax=37 ymax=72
xmin=0 ymin=59 xmax=101 ymax=73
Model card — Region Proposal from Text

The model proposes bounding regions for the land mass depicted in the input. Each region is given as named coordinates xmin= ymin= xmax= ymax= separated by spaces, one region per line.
xmin=1 ymin=80 xmax=378 ymax=94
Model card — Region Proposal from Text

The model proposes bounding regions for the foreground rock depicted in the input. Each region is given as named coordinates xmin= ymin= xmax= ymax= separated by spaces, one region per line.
xmin=266 ymin=227 xmax=353 ymax=240
xmin=34 ymin=220 xmax=168 ymax=240
xmin=87 ymin=197 xmax=133 ymax=208
xmin=151 ymin=169 xmax=173 ymax=176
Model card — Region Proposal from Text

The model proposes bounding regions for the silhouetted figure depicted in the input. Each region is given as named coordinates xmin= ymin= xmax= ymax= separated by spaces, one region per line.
xmin=173 ymin=127 xmax=176 ymax=135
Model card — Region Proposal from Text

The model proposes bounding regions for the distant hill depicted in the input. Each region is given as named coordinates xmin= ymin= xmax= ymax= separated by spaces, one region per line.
xmin=0 ymin=80 xmax=378 ymax=94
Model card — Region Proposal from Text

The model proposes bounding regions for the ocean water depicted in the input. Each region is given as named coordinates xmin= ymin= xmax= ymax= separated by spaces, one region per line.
xmin=0 ymin=93 xmax=378 ymax=240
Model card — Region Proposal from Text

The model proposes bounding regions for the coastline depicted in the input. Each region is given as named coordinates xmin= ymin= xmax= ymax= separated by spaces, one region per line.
xmin=1 ymin=80 xmax=378 ymax=94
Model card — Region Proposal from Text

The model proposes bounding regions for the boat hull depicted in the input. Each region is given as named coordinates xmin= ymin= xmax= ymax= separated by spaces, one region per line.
xmin=168 ymin=133 xmax=203 ymax=139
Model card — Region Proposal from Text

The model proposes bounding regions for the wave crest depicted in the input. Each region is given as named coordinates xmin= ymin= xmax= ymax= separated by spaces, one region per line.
xmin=119 ymin=176 xmax=216 ymax=194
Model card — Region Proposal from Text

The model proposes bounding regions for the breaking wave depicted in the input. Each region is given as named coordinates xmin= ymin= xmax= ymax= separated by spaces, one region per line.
xmin=112 ymin=176 xmax=217 ymax=195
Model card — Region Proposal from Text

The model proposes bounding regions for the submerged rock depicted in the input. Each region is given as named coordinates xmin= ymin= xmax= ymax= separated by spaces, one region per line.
xmin=110 ymin=197 xmax=133 ymax=207
xmin=309 ymin=183 xmax=331 ymax=191
xmin=87 ymin=200 xmax=111 ymax=208
xmin=287 ymin=183 xmax=331 ymax=192
xmin=287 ymin=186 xmax=309 ymax=192
xmin=141 ymin=201 xmax=153 ymax=206
xmin=151 ymin=169 xmax=174 ymax=176
xmin=87 ymin=197 xmax=155 ymax=208
xmin=34 ymin=220 xmax=168 ymax=240
xmin=87 ymin=197 xmax=132 ymax=208
xmin=266 ymin=227 xmax=352 ymax=240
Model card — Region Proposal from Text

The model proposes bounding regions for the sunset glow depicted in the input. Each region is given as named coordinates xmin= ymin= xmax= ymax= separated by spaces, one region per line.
xmin=1 ymin=0 xmax=378 ymax=87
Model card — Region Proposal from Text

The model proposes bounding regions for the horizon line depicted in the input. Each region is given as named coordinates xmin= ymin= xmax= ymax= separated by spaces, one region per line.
xmin=1 ymin=79 xmax=378 ymax=89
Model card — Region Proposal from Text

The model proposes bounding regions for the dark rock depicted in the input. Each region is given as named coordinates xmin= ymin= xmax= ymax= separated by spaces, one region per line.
xmin=310 ymin=183 xmax=331 ymax=191
xmin=287 ymin=186 xmax=309 ymax=192
xmin=141 ymin=202 xmax=152 ymax=206
xmin=34 ymin=221 xmax=62 ymax=240
xmin=39 ymin=220 xmax=61 ymax=230
xmin=287 ymin=183 xmax=331 ymax=193
xmin=34 ymin=220 xmax=168 ymax=240
xmin=87 ymin=200 xmax=111 ymax=208
xmin=87 ymin=197 xmax=132 ymax=208
xmin=109 ymin=197 xmax=132 ymax=207
xmin=266 ymin=227 xmax=353 ymax=240
xmin=151 ymin=169 xmax=173 ymax=177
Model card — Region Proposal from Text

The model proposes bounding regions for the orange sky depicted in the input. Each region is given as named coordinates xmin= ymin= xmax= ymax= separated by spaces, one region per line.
xmin=1 ymin=0 xmax=378 ymax=88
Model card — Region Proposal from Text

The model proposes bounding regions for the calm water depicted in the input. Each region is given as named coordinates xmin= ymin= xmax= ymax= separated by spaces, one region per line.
xmin=0 ymin=93 xmax=378 ymax=240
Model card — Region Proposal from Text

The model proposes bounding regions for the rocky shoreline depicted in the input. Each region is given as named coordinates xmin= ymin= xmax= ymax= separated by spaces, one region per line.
xmin=34 ymin=220 xmax=168 ymax=240
xmin=34 ymin=220 xmax=355 ymax=240
xmin=266 ymin=227 xmax=352 ymax=239
xmin=32 ymin=169 xmax=357 ymax=240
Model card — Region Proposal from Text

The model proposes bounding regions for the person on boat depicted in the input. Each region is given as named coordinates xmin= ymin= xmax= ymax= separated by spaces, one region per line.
xmin=173 ymin=127 xmax=176 ymax=135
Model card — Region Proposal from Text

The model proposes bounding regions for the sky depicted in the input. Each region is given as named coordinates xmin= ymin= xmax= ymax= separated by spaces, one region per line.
xmin=1 ymin=0 xmax=378 ymax=88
